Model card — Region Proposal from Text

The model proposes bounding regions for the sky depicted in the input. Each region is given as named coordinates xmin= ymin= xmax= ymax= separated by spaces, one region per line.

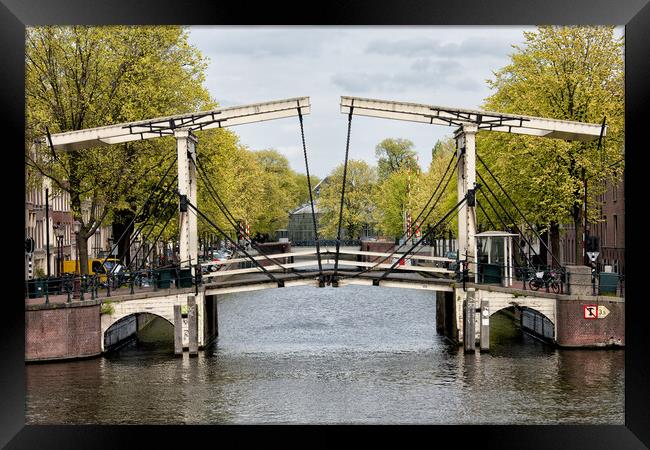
xmin=185 ymin=26 xmax=569 ymax=178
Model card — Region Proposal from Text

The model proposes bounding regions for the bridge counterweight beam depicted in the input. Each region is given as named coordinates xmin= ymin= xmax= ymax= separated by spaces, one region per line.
xmin=176 ymin=130 xmax=198 ymax=270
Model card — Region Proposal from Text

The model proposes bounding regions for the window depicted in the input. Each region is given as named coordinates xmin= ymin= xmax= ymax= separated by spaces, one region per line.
xmin=612 ymin=183 xmax=618 ymax=202
xmin=602 ymin=216 xmax=607 ymax=246
xmin=613 ymin=215 xmax=618 ymax=248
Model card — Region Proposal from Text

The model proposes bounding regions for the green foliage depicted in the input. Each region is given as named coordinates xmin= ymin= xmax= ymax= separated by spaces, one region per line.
xmin=196 ymin=143 xmax=317 ymax=240
xmin=247 ymin=150 xmax=293 ymax=233
xmin=414 ymin=138 xmax=458 ymax=237
xmin=375 ymin=138 xmax=419 ymax=181
xmin=373 ymin=137 xmax=457 ymax=240
xmin=318 ymin=160 xmax=377 ymax=239
xmin=478 ymin=26 xmax=624 ymax=255
xmin=26 ymin=26 xmax=213 ymax=272
xmin=373 ymin=169 xmax=411 ymax=238
xmin=100 ymin=301 xmax=115 ymax=315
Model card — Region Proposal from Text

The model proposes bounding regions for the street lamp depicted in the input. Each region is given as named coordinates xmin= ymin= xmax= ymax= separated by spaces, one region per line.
xmin=54 ymin=222 xmax=64 ymax=277
xmin=72 ymin=220 xmax=81 ymax=299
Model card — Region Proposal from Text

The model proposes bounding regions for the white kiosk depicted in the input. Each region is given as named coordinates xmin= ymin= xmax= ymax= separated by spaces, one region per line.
xmin=475 ymin=231 xmax=518 ymax=287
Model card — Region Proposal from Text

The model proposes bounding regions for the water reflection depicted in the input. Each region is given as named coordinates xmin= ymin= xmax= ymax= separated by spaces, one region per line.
xmin=26 ymin=285 xmax=623 ymax=424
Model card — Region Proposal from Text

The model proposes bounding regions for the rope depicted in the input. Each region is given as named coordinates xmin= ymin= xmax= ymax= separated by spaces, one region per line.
xmin=477 ymin=188 xmax=535 ymax=269
xmin=334 ymin=102 xmax=354 ymax=275
xmin=126 ymin=192 xmax=178 ymax=272
xmin=376 ymin=194 xmax=470 ymax=282
xmin=134 ymin=197 xmax=179 ymax=272
xmin=192 ymin=155 xmax=307 ymax=278
xmin=298 ymin=106 xmax=323 ymax=277
xmin=476 ymin=197 xmax=497 ymax=230
xmin=345 ymin=153 xmax=459 ymax=279
xmin=183 ymin=196 xmax=281 ymax=284
xmin=111 ymin=173 xmax=179 ymax=273
xmin=101 ymin=153 xmax=178 ymax=269
xmin=476 ymin=154 xmax=562 ymax=268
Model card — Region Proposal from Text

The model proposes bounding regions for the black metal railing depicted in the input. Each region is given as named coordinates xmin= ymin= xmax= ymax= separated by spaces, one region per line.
xmin=25 ymin=265 xmax=202 ymax=305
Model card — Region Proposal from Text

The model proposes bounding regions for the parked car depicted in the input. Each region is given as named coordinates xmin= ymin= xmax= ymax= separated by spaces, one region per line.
xmin=444 ymin=251 xmax=458 ymax=271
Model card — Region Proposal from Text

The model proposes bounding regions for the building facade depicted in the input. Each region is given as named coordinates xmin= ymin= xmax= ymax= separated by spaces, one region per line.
xmin=559 ymin=176 xmax=624 ymax=274
xmin=25 ymin=176 xmax=113 ymax=279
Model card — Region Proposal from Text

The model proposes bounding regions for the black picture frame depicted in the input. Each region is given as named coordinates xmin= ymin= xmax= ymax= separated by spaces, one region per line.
xmin=2 ymin=1 xmax=648 ymax=447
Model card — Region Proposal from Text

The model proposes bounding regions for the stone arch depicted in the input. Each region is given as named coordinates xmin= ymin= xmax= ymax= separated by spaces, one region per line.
xmin=481 ymin=292 xmax=556 ymax=328
xmin=487 ymin=301 xmax=556 ymax=341
xmin=102 ymin=310 xmax=174 ymax=352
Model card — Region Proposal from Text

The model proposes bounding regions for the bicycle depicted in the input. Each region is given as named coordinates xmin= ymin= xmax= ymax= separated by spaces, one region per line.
xmin=528 ymin=268 xmax=561 ymax=293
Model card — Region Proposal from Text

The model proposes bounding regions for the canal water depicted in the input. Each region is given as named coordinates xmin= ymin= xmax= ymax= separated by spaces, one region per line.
xmin=25 ymin=285 xmax=624 ymax=424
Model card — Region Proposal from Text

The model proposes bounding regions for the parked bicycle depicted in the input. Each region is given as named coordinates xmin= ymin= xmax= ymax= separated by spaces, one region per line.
xmin=528 ymin=268 xmax=561 ymax=293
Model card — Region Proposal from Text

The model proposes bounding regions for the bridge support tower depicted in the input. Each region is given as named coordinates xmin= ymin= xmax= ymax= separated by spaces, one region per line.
xmin=176 ymin=130 xmax=198 ymax=271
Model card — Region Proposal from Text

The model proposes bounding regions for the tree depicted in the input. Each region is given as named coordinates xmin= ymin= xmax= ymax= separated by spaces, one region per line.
xmin=287 ymin=172 xmax=321 ymax=210
xmin=373 ymin=169 xmax=411 ymax=239
xmin=375 ymin=138 xmax=419 ymax=180
xmin=251 ymin=150 xmax=301 ymax=234
xmin=412 ymin=138 xmax=458 ymax=238
xmin=25 ymin=26 xmax=212 ymax=273
xmin=318 ymin=160 xmax=377 ymax=239
xmin=479 ymin=26 xmax=624 ymax=266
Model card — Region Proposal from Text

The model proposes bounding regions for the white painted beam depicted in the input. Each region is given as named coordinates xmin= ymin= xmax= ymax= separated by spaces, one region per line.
xmin=341 ymin=96 xmax=605 ymax=141
xmin=42 ymin=97 xmax=311 ymax=151
xmin=337 ymin=278 xmax=454 ymax=292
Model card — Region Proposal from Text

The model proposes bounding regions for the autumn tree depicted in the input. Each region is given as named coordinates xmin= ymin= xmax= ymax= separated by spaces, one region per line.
xmin=478 ymin=26 xmax=624 ymax=266
xmin=26 ymin=26 xmax=212 ymax=273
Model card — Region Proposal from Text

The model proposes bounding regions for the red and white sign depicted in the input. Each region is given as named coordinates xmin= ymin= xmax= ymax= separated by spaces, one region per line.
xmin=583 ymin=305 xmax=598 ymax=319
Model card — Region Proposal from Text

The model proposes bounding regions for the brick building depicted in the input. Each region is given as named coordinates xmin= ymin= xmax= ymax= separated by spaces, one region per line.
xmin=25 ymin=176 xmax=113 ymax=279
xmin=559 ymin=176 xmax=624 ymax=275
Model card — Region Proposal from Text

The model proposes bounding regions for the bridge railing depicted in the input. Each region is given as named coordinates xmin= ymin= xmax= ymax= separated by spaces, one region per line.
xmin=24 ymin=266 xmax=204 ymax=305
xmin=200 ymin=248 xmax=457 ymax=281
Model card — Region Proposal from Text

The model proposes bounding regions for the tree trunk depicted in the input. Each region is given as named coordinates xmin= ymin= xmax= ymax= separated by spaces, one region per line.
xmin=112 ymin=208 xmax=135 ymax=266
xmin=550 ymin=222 xmax=560 ymax=268
xmin=537 ymin=226 xmax=548 ymax=267
xmin=77 ymin=232 xmax=89 ymax=275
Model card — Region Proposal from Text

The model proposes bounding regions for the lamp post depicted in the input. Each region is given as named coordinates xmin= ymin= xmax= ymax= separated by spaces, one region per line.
xmin=54 ymin=222 xmax=64 ymax=277
xmin=72 ymin=220 xmax=81 ymax=299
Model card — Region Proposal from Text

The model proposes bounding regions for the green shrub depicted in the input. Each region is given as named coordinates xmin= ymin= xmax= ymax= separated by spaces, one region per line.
xmin=100 ymin=301 xmax=114 ymax=315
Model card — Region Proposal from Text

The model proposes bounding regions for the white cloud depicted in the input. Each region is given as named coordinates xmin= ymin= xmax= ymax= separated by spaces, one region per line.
xmin=187 ymin=26 xmax=534 ymax=177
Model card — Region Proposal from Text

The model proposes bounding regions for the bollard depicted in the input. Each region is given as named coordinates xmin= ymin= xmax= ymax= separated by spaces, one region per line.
xmin=66 ymin=278 xmax=71 ymax=303
xmin=173 ymin=304 xmax=183 ymax=356
xmin=480 ymin=300 xmax=490 ymax=352
xmin=188 ymin=295 xmax=198 ymax=356
xmin=463 ymin=290 xmax=476 ymax=353
xmin=592 ymin=270 xmax=597 ymax=296
xmin=91 ymin=276 xmax=96 ymax=300
xmin=44 ymin=279 xmax=49 ymax=304
xmin=80 ymin=276 xmax=86 ymax=301
xmin=130 ymin=275 xmax=135 ymax=295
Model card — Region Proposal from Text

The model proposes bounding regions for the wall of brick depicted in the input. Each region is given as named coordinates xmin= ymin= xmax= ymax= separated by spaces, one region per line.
xmin=255 ymin=242 xmax=291 ymax=267
xmin=556 ymin=297 xmax=624 ymax=347
xmin=360 ymin=241 xmax=395 ymax=262
xmin=26 ymin=300 xmax=101 ymax=362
